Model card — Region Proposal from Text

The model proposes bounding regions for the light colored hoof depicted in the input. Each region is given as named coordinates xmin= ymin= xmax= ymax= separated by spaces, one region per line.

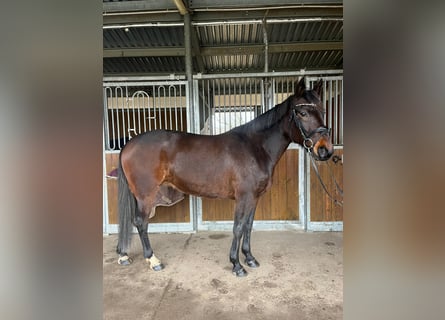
xmin=152 ymin=263 xmax=165 ymax=271
xmin=118 ymin=255 xmax=133 ymax=266
xmin=146 ymin=254 xmax=164 ymax=271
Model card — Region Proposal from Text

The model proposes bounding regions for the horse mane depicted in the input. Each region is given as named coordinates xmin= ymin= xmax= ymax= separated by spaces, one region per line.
xmin=230 ymin=97 xmax=291 ymax=135
xmin=230 ymin=89 xmax=324 ymax=136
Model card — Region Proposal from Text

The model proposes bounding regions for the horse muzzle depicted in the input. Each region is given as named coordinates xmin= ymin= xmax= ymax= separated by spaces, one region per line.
xmin=313 ymin=139 xmax=334 ymax=161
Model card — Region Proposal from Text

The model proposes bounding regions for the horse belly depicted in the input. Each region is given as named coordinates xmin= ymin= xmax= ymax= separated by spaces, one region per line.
xmin=170 ymin=165 xmax=235 ymax=199
xmin=167 ymin=151 xmax=236 ymax=199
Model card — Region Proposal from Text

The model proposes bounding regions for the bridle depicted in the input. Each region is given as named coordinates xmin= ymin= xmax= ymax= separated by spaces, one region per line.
xmin=290 ymin=102 xmax=343 ymax=206
xmin=290 ymin=103 xmax=331 ymax=152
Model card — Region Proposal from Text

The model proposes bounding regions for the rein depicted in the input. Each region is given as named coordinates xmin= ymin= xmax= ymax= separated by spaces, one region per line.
xmin=308 ymin=152 xmax=343 ymax=207
xmin=290 ymin=103 xmax=343 ymax=207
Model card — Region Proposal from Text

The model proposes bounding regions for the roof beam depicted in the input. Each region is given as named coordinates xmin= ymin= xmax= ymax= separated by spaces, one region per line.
xmin=103 ymin=1 xmax=177 ymax=13
xmin=103 ymin=41 xmax=343 ymax=58
xmin=201 ymin=41 xmax=343 ymax=55
xmin=104 ymin=47 xmax=184 ymax=58
xmin=103 ymin=6 xmax=342 ymax=26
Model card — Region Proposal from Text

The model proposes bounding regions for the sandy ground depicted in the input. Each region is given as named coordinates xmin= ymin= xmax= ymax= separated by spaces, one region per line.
xmin=103 ymin=230 xmax=343 ymax=320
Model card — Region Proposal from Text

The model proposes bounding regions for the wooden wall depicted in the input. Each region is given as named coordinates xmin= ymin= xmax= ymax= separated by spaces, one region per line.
xmin=310 ymin=148 xmax=343 ymax=221
xmin=105 ymin=148 xmax=343 ymax=227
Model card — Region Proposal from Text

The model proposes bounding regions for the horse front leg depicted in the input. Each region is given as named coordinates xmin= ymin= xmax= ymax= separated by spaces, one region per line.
xmin=230 ymin=197 xmax=256 ymax=277
xmin=230 ymin=214 xmax=247 ymax=277
xmin=242 ymin=206 xmax=260 ymax=268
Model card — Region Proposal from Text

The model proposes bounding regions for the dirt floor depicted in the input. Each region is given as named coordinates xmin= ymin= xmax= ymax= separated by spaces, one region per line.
xmin=103 ymin=230 xmax=343 ymax=320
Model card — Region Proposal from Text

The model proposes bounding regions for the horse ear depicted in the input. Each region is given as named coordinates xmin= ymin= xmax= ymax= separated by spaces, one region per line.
xmin=313 ymin=79 xmax=323 ymax=96
xmin=295 ymin=77 xmax=306 ymax=97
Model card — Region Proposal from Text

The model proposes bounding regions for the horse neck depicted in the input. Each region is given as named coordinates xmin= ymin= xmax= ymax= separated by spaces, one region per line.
xmin=233 ymin=100 xmax=293 ymax=165
xmin=260 ymin=118 xmax=292 ymax=165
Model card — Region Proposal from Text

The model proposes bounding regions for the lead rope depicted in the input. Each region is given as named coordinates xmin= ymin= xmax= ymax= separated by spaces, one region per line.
xmin=307 ymin=150 xmax=343 ymax=207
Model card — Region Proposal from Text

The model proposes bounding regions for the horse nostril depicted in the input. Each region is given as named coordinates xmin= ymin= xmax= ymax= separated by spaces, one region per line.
xmin=318 ymin=147 xmax=328 ymax=159
xmin=318 ymin=146 xmax=333 ymax=160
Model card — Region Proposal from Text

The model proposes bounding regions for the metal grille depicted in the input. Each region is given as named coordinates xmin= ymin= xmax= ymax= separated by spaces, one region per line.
xmin=196 ymin=75 xmax=343 ymax=146
xmin=103 ymin=81 xmax=188 ymax=150
xmin=198 ymin=77 xmax=263 ymax=135
xmin=102 ymin=74 xmax=343 ymax=150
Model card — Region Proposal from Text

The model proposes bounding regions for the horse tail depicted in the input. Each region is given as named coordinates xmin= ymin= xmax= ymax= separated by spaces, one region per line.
xmin=117 ymin=156 xmax=136 ymax=255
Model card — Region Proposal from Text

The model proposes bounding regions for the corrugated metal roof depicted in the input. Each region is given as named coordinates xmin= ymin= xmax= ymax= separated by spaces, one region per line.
xmin=103 ymin=1 xmax=343 ymax=75
xmin=104 ymin=27 xmax=184 ymax=49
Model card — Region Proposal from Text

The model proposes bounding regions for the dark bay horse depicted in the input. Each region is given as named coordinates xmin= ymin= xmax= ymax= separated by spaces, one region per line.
xmin=116 ymin=77 xmax=333 ymax=276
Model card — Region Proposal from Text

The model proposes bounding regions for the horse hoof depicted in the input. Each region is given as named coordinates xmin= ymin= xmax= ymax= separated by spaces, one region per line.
xmin=245 ymin=258 xmax=260 ymax=268
xmin=117 ymin=255 xmax=133 ymax=266
xmin=151 ymin=263 xmax=165 ymax=272
xmin=232 ymin=267 xmax=248 ymax=277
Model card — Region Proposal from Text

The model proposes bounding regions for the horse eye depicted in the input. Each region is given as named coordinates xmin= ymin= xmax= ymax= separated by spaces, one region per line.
xmin=299 ymin=111 xmax=307 ymax=117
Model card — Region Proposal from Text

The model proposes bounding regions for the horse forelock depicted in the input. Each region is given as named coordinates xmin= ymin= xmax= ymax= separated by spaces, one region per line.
xmin=301 ymin=90 xmax=325 ymax=114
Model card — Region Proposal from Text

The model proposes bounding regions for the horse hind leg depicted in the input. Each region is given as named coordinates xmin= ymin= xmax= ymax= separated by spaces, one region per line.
xmin=134 ymin=215 xmax=164 ymax=271
xmin=134 ymin=195 xmax=165 ymax=271
xmin=139 ymin=186 xmax=184 ymax=270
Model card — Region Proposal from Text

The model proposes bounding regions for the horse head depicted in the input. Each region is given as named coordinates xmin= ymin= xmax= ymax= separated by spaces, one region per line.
xmin=289 ymin=77 xmax=334 ymax=161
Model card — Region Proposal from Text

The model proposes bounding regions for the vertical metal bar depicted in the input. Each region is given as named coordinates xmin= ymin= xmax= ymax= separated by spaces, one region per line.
xmin=271 ymin=78 xmax=276 ymax=108
xmin=137 ymin=92 xmax=142 ymax=134
xmin=132 ymin=92 xmax=138 ymax=135
xmin=216 ymin=80 xmax=221 ymax=134
xmin=163 ymin=86 xmax=168 ymax=129
xmin=261 ymin=79 xmax=265 ymax=114
xmin=109 ymin=87 xmax=116 ymax=150
xmin=179 ymin=84 xmax=183 ymax=131
xmin=334 ymin=79 xmax=339 ymax=144
xmin=153 ymin=85 xmax=158 ymax=130
xmin=169 ymin=85 xmax=175 ymax=130
xmin=299 ymin=147 xmax=307 ymax=230
xmin=228 ymin=79 xmax=232 ymax=129
xmin=158 ymin=85 xmax=168 ymax=129
xmin=143 ymin=92 xmax=147 ymax=133
xmin=205 ymin=80 xmax=209 ymax=134
xmin=184 ymin=13 xmax=194 ymax=131
xmin=103 ymin=135 xmax=109 ymax=234
xmin=148 ymin=90 xmax=152 ymax=132
xmin=193 ymin=79 xmax=200 ymax=133
xmin=223 ymin=79 xmax=227 ymax=132
xmin=339 ymin=79 xmax=343 ymax=144
xmin=103 ymin=87 xmax=112 ymax=150
xmin=142 ymin=91 xmax=147 ymax=133
xmin=211 ymin=79 xmax=215 ymax=134
xmin=327 ymin=79 xmax=332 ymax=133
xmin=117 ymin=86 xmax=125 ymax=150
xmin=238 ymin=78 xmax=242 ymax=125
xmin=243 ymin=78 xmax=247 ymax=122
xmin=184 ymin=12 xmax=198 ymax=231
xmin=125 ymin=86 xmax=131 ymax=146
xmin=262 ymin=18 xmax=268 ymax=73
